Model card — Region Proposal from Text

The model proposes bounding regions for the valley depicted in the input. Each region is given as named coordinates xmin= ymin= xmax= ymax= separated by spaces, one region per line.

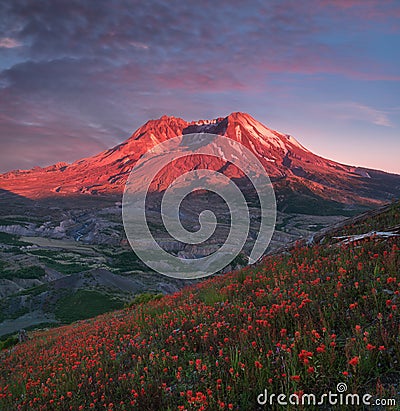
xmin=1 ymin=199 xmax=398 ymax=410
xmin=0 ymin=192 xmax=345 ymax=337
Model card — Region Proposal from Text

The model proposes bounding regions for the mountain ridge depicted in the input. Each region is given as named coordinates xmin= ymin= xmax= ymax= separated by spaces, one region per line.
xmin=0 ymin=112 xmax=399 ymax=214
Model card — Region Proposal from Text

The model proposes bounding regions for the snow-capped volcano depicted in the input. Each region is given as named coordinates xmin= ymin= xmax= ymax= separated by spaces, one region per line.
xmin=0 ymin=112 xmax=399 ymax=214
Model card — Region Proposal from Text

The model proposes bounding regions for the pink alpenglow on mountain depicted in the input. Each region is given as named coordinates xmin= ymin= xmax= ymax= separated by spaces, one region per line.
xmin=0 ymin=112 xmax=399 ymax=213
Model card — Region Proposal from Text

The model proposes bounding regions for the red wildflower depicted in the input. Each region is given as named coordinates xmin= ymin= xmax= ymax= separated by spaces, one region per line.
xmin=349 ymin=357 xmax=359 ymax=367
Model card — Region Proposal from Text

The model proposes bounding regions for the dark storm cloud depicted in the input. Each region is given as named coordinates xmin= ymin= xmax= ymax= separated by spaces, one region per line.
xmin=0 ymin=0 xmax=399 ymax=172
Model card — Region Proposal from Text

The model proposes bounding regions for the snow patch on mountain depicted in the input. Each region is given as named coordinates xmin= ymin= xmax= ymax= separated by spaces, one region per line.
xmin=284 ymin=135 xmax=310 ymax=152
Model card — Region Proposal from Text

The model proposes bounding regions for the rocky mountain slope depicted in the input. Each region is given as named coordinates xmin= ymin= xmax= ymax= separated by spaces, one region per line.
xmin=1 ymin=112 xmax=399 ymax=214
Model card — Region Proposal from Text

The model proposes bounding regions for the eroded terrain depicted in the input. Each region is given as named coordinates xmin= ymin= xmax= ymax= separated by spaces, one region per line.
xmin=0 ymin=193 xmax=348 ymax=336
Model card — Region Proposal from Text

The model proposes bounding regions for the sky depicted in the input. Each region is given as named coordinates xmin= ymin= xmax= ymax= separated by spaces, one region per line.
xmin=0 ymin=0 xmax=399 ymax=174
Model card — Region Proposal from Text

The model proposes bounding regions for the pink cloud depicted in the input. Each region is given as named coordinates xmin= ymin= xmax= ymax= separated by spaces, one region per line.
xmin=0 ymin=37 xmax=21 ymax=48
xmin=320 ymin=0 xmax=400 ymax=23
xmin=328 ymin=102 xmax=393 ymax=127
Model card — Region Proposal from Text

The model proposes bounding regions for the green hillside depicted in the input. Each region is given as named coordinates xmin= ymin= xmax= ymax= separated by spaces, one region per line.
xmin=0 ymin=202 xmax=399 ymax=410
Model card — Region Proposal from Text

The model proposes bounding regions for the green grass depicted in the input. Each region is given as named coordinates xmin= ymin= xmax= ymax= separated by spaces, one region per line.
xmin=0 ymin=259 xmax=8 ymax=271
xmin=0 ymin=232 xmax=30 ymax=246
xmin=329 ymin=201 xmax=400 ymax=238
xmin=0 ymin=219 xmax=23 ymax=226
xmin=0 ymin=265 xmax=45 ymax=280
xmin=0 ymin=217 xmax=34 ymax=227
xmin=0 ymin=303 xmax=29 ymax=321
xmin=55 ymin=290 xmax=124 ymax=323
xmin=15 ymin=283 xmax=50 ymax=296
xmin=283 ymin=194 xmax=363 ymax=216
xmin=276 ymin=183 xmax=366 ymax=216
xmin=30 ymin=249 xmax=60 ymax=258
xmin=197 ymin=285 xmax=227 ymax=305
xmin=0 ymin=215 xmax=41 ymax=225
xmin=230 ymin=252 xmax=249 ymax=268
xmin=32 ymin=248 xmax=141 ymax=275
xmin=8 ymin=307 xmax=29 ymax=320
xmin=109 ymin=250 xmax=149 ymax=273
xmin=38 ymin=257 xmax=87 ymax=274
xmin=126 ymin=292 xmax=163 ymax=308
xmin=0 ymin=336 xmax=18 ymax=350
xmin=2 ymin=246 xmax=24 ymax=254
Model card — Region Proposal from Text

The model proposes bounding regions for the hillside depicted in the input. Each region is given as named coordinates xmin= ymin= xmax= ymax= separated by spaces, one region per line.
xmin=0 ymin=185 xmax=345 ymax=337
xmin=0 ymin=202 xmax=399 ymax=410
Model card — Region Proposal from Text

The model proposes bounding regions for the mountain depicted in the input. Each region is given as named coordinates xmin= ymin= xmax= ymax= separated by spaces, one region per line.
xmin=0 ymin=113 xmax=399 ymax=344
xmin=1 ymin=112 xmax=399 ymax=215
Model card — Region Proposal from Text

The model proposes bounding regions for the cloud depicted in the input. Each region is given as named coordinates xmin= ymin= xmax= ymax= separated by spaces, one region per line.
xmin=0 ymin=0 xmax=399 ymax=172
xmin=129 ymin=41 xmax=149 ymax=50
xmin=0 ymin=37 xmax=21 ymax=48
xmin=331 ymin=102 xmax=393 ymax=127
xmin=322 ymin=0 xmax=400 ymax=19
xmin=1 ymin=0 xmax=398 ymax=79
xmin=0 ymin=109 xmax=112 ymax=172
